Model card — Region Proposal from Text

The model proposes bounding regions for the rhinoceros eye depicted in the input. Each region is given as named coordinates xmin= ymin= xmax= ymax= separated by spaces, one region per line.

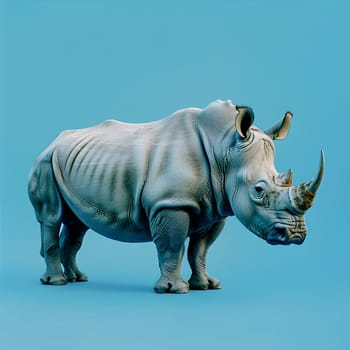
xmin=254 ymin=185 xmax=264 ymax=193
xmin=252 ymin=182 xmax=267 ymax=201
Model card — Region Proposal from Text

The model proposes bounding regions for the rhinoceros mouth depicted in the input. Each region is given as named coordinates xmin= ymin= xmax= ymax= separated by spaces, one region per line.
xmin=265 ymin=221 xmax=307 ymax=245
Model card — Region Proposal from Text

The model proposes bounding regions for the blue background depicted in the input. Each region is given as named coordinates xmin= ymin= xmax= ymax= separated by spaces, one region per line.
xmin=1 ymin=1 xmax=349 ymax=349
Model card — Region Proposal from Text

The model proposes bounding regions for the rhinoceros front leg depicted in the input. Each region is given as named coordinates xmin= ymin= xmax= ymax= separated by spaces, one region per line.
xmin=60 ymin=222 xmax=88 ymax=282
xmin=151 ymin=209 xmax=190 ymax=294
xmin=187 ymin=219 xmax=226 ymax=290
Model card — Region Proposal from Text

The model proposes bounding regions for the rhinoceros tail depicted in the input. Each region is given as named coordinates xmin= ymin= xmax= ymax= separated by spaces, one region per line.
xmin=28 ymin=147 xmax=63 ymax=227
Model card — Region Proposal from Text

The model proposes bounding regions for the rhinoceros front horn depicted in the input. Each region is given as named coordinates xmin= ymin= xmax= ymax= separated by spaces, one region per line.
xmin=309 ymin=150 xmax=325 ymax=193
xmin=289 ymin=150 xmax=325 ymax=213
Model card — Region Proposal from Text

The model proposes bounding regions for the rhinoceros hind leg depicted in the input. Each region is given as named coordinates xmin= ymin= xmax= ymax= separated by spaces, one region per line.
xmin=188 ymin=219 xmax=226 ymax=290
xmin=28 ymin=149 xmax=67 ymax=285
xmin=40 ymin=223 xmax=67 ymax=286
xmin=151 ymin=209 xmax=190 ymax=294
xmin=60 ymin=220 xmax=88 ymax=282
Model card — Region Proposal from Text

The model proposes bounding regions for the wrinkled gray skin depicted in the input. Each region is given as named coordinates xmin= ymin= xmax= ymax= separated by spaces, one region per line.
xmin=28 ymin=100 xmax=324 ymax=293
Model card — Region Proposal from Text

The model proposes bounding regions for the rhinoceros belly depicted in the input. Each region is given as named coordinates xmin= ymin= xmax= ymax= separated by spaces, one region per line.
xmin=51 ymin=127 xmax=152 ymax=243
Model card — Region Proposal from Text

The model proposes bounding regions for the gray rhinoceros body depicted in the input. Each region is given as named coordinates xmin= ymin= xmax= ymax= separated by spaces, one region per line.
xmin=28 ymin=100 xmax=324 ymax=293
xmin=34 ymin=104 xmax=230 ymax=241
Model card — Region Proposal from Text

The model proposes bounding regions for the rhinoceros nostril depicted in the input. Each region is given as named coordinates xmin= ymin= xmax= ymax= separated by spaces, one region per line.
xmin=276 ymin=227 xmax=286 ymax=237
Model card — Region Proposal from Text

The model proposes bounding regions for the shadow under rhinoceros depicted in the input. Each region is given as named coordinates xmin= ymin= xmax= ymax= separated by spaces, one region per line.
xmin=74 ymin=280 xmax=154 ymax=294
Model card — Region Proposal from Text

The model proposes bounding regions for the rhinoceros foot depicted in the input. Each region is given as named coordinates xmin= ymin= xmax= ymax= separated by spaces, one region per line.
xmin=64 ymin=270 xmax=88 ymax=283
xmin=154 ymin=276 xmax=189 ymax=294
xmin=40 ymin=272 xmax=67 ymax=286
xmin=189 ymin=274 xmax=222 ymax=290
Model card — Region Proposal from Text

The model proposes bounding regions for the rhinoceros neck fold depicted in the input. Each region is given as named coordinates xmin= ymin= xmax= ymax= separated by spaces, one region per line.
xmin=196 ymin=124 xmax=234 ymax=218
xmin=195 ymin=101 xmax=240 ymax=217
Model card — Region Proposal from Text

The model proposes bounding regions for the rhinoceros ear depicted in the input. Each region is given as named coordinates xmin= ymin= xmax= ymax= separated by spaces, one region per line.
xmin=264 ymin=112 xmax=293 ymax=140
xmin=235 ymin=106 xmax=254 ymax=139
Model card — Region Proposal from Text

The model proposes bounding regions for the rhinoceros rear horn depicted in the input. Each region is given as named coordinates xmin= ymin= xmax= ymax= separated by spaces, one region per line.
xmin=265 ymin=112 xmax=293 ymax=140
xmin=275 ymin=168 xmax=293 ymax=187
xmin=289 ymin=150 xmax=325 ymax=213
xmin=235 ymin=106 xmax=254 ymax=138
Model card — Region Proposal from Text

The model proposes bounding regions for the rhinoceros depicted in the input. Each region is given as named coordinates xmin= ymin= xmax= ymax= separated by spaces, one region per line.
xmin=28 ymin=100 xmax=324 ymax=293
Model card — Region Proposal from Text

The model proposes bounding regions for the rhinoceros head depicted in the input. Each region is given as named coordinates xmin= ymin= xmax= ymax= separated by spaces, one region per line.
xmin=224 ymin=106 xmax=324 ymax=245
